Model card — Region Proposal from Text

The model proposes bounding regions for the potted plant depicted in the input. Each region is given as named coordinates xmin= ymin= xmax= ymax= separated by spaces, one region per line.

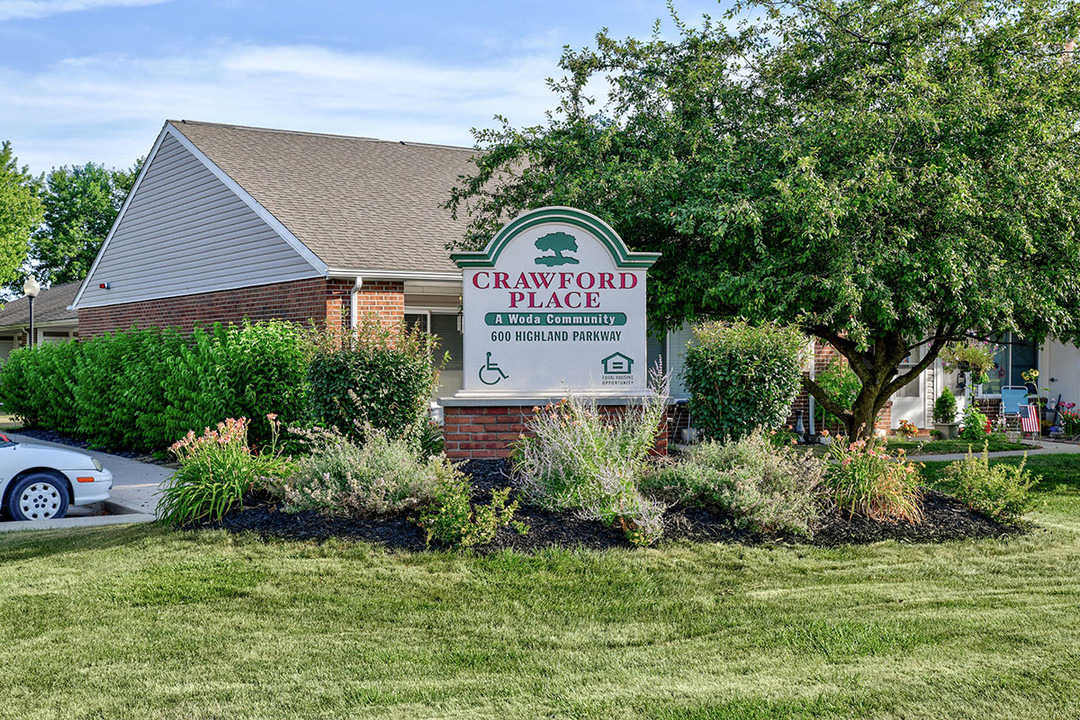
xmin=933 ymin=388 xmax=960 ymax=439
xmin=940 ymin=340 xmax=998 ymax=386
xmin=896 ymin=419 xmax=919 ymax=439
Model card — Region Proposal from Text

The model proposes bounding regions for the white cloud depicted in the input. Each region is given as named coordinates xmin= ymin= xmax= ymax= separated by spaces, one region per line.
xmin=0 ymin=0 xmax=169 ymax=21
xmin=0 ymin=43 xmax=562 ymax=172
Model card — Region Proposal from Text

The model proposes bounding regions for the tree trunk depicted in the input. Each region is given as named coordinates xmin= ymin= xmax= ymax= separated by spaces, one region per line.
xmin=846 ymin=379 xmax=889 ymax=440
xmin=804 ymin=326 xmax=954 ymax=442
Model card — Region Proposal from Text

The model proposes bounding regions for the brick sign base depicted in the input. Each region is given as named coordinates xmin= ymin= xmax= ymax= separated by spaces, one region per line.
xmin=442 ymin=398 xmax=671 ymax=460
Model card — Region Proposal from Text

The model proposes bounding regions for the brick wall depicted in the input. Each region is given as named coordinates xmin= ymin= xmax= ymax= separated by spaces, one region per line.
xmin=325 ymin=278 xmax=352 ymax=336
xmin=975 ymin=398 xmax=1002 ymax=423
xmin=444 ymin=403 xmax=670 ymax=459
xmin=78 ymin=277 xmax=408 ymax=336
xmin=353 ymin=280 xmax=405 ymax=330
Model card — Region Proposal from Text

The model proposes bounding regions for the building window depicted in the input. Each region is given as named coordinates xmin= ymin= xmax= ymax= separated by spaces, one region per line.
xmin=895 ymin=346 xmax=922 ymax=398
xmin=405 ymin=309 xmax=464 ymax=398
xmin=981 ymin=334 xmax=1038 ymax=396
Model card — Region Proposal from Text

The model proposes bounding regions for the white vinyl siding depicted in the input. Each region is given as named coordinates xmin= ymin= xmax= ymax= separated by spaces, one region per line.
xmin=77 ymin=133 xmax=322 ymax=308
xmin=667 ymin=324 xmax=696 ymax=398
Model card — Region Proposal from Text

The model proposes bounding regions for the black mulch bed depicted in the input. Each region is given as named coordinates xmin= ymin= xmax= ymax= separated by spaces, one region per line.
xmin=199 ymin=459 xmax=1023 ymax=553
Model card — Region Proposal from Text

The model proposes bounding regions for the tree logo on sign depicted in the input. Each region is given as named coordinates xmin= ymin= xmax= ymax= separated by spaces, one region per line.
xmin=534 ymin=232 xmax=580 ymax=266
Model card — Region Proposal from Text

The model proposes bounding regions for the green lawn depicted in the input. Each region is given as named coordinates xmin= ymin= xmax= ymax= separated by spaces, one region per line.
xmin=886 ymin=436 xmax=1036 ymax=454
xmin=2 ymin=457 xmax=1080 ymax=719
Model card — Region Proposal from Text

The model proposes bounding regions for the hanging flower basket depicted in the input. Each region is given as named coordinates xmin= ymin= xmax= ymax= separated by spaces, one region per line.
xmin=941 ymin=340 xmax=999 ymax=376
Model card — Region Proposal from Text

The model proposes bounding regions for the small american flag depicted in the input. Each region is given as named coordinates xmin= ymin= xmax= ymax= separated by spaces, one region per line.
xmin=1020 ymin=405 xmax=1041 ymax=434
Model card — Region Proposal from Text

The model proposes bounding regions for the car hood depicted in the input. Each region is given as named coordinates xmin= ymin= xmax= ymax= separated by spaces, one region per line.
xmin=2 ymin=443 xmax=102 ymax=471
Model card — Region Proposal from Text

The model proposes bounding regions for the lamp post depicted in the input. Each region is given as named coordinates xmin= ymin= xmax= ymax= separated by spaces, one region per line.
xmin=23 ymin=276 xmax=39 ymax=348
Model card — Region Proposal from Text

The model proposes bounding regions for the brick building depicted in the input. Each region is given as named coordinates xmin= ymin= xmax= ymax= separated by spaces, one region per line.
xmin=72 ymin=120 xmax=474 ymax=394
xmin=73 ymin=120 xmax=1080 ymax=438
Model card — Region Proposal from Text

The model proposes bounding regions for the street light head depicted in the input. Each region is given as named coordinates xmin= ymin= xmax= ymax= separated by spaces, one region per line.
xmin=23 ymin=276 xmax=40 ymax=298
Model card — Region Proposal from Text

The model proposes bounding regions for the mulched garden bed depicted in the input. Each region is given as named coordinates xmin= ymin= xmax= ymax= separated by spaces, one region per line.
xmin=199 ymin=459 xmax=1023 ymax=552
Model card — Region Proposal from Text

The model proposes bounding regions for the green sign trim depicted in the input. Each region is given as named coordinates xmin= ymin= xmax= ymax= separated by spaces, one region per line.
xmin=450 ymin=207 xmax=661 ymax=270
xmin=485 ymin=312 xmax=627 ymax=326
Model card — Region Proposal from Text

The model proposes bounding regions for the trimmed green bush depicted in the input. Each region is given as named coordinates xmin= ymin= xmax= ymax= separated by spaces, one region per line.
xmin=162 ymin=321 xmax=310 ymax=448
xmin=75 ymin=328 xmax=185 ymax=450
xmin=161 ymin=325 xmax=234 ymax=449
xmin=0 ymin=341 xmax=79 ymax=432
xmin=0 ymin=321 xmax=312 ymax=452
xmin=0 ymin=347 xmax=38 ymax=425
xmin=933 ymin=388 xmax=958 ymax=424
xmin=307 ymin=318 xmax=440 ymax=445
xmin=225 ymin=320 xmax=312 ymax=444
xmin=682 ymin=320 xmax=807 ymax=441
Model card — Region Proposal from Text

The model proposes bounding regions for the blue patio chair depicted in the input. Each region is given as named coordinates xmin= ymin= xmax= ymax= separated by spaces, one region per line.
xmin=1000 ymin=386 xmax=1029 ymax=430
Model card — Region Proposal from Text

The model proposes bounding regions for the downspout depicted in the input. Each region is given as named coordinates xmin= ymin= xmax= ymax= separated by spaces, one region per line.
xmin=349 ymin=276 xmax=362 ymax=330
xmin=807 ymin=340 xmax=816 ymax=441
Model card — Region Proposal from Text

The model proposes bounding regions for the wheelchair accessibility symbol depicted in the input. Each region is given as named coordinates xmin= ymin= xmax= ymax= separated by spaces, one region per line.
xmin=478 ymin=352 xmax=509 ymax=386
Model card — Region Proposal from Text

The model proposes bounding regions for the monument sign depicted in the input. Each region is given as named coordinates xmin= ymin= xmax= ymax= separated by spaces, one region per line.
xmin=451 ymin=207 xmax=660 ymax=396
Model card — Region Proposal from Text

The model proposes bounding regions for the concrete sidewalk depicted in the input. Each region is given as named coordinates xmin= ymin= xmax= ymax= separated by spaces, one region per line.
xmin=910 ymin=439 xmax=1080 ymax=463
xmin=0 ymin=433 xmax=173 ymax=532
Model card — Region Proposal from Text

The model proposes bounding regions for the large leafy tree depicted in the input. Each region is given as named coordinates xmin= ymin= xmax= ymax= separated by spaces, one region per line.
xmin=447 ymin=0 xmax=1080 ymax=438
xmin=18 ymin=159 xmax=142 ymax=290
xmin=0 ymin=142 xmax=43 ymax=288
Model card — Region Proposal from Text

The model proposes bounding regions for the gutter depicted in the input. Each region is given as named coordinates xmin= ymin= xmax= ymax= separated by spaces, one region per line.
xmin=326 ymin=268 xmax=462 ymax=282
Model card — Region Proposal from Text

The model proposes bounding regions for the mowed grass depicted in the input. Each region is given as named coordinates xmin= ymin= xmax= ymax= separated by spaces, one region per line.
xmin=1 ymin=457 xmax=1079 ymax=719
xmin=885 ymin=437 xmax=1036 ymax=454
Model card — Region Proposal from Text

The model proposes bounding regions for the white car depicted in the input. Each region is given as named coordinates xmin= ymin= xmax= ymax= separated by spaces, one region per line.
xmin=0 ymin=435 xmax=114 ymax=521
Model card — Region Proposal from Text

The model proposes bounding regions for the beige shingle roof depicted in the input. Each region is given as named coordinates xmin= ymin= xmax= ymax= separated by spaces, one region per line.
xmin=169 ymin=120 xmax=478 ymax=275
xmin=0 ymin=281 xmax=79 ymax=329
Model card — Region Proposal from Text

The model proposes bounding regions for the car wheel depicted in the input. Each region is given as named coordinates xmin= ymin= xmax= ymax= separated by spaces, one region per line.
xmin=7 ymin=473 xmax=70 ymax=521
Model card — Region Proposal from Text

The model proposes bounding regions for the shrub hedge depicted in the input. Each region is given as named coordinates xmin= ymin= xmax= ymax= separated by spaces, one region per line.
xmin=75 ymin=327 xmax=186 ymax=450
xmin=0 ymin=318 xmax=441 ymax=453
xmin=0 ymin=321 xmax=315 ymax=451
xmin=682 ymin=320 xmax=807 ymax=441
xmin=307 ymin=318 xmax=441 ymax=446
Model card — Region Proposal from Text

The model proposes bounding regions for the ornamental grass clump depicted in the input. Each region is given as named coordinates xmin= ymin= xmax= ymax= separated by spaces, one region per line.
xmin=513 ymin=373 xmax=669 ymax=546
xmin=824 ymin=437 xmax=923 ymax=523
xmin=159 ymin=415 xmax=293 ymax=527
xmin=943 ymin=443 xmax=1036 ymax=524
xmin=641 ymin=430 xmax=825 ymax=536
xmin=286 ymin=426 xmax=526 ymax=548
xmin=283 ymin=428 xmax=448 ymax=516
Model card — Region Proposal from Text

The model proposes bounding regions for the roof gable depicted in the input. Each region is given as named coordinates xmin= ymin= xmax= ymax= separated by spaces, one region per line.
xmin=168 ymin=120 xmax=478 ymax=276
xmin=74 ymin=126 xmax=325 ymax=309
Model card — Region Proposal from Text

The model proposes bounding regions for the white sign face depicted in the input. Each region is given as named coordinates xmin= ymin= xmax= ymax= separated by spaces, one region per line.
xmin=452 ymin=207 xmax=659 ymax=397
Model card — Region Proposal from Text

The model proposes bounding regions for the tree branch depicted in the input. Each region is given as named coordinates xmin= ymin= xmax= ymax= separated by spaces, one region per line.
xmin=880 ymin=332 xmax=950 ymax=399
xmin=803 ymin=375 xmax=851 ymax=425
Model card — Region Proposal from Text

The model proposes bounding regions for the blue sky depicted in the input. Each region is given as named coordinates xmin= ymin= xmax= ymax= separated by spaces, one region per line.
xmin=1 ymin=0 xmax=736 ymax=174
